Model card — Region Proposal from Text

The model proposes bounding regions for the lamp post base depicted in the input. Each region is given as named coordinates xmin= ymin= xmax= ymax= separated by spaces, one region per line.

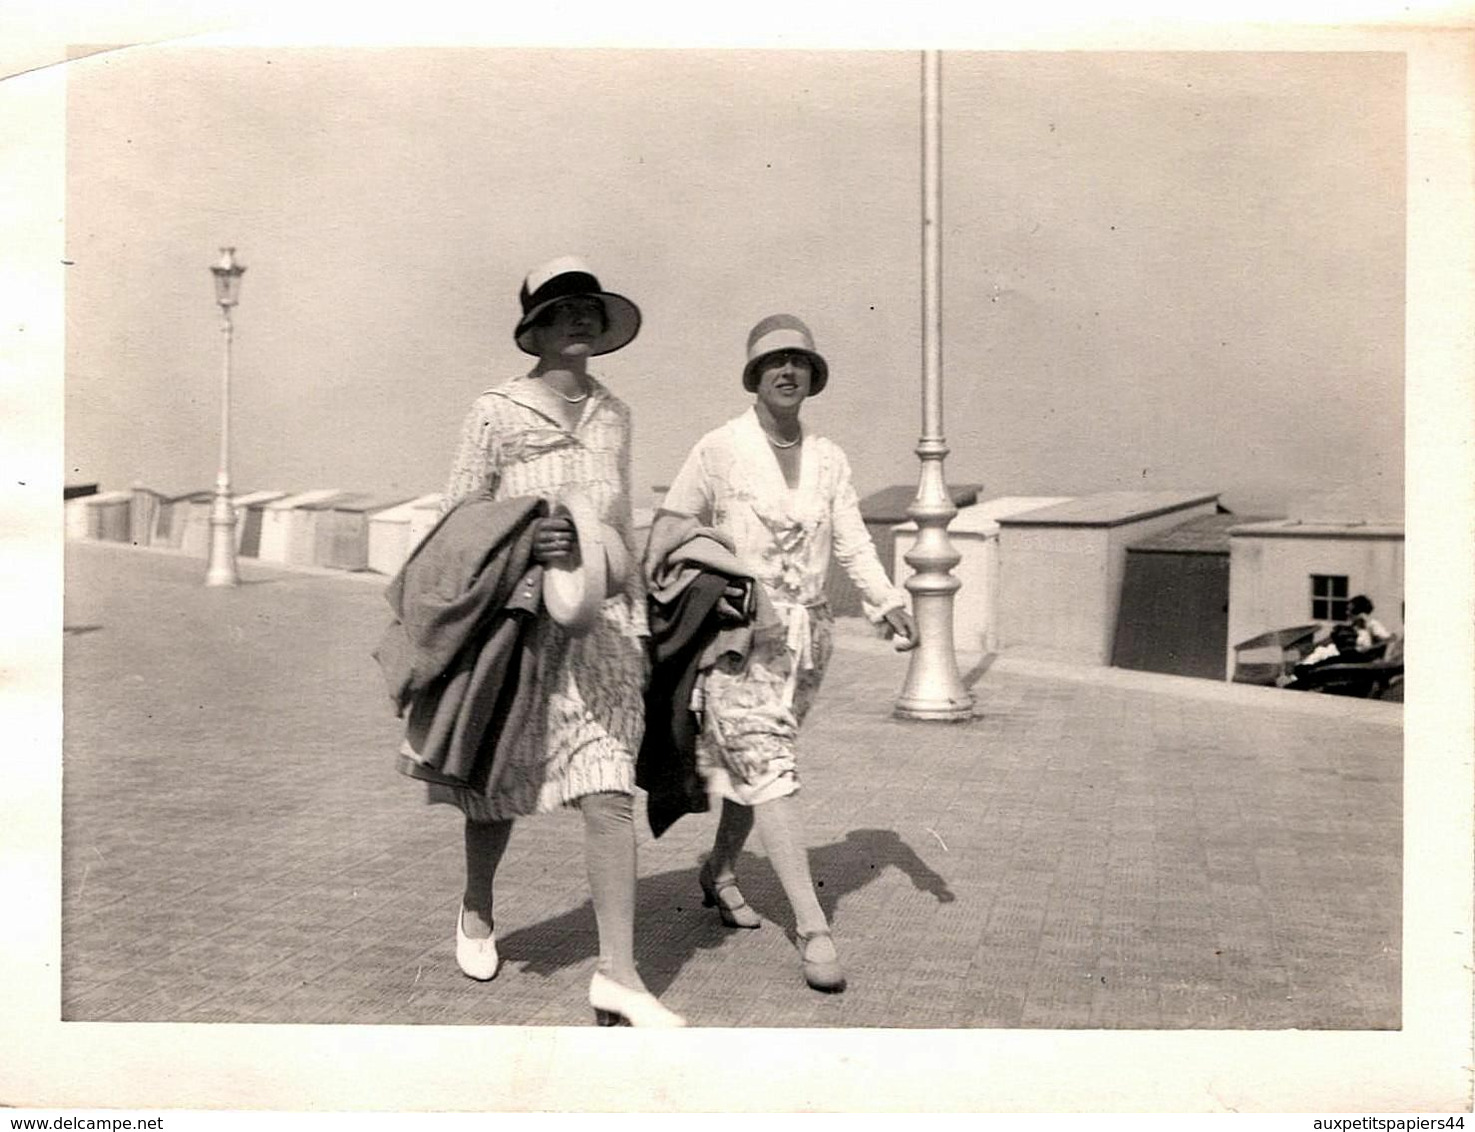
xmin=894 ymin=445 xmax=975 ymax=722
xmin=204 ymin=488 xmax=239 ymax=587
xmin=893 ymin=696 xmax=975 ymax=723
xmin=894 ymin=598 xmax=975 ymax=722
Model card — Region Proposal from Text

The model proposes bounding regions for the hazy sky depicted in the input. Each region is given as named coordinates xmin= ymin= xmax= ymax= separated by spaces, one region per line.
xmin=64 ymin=48 xmax=1405 ymax=517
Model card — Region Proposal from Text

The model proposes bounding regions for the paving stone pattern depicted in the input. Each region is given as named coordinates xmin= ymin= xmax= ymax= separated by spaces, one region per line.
xmin=62 ymin=542 xmax=1401 ymax=1029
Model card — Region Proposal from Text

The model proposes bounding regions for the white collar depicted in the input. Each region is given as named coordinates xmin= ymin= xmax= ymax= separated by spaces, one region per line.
xmin=492 ymin=373 xmax=605 ymax=432
xmin=729 ymin=407 xmax=822 ymax=522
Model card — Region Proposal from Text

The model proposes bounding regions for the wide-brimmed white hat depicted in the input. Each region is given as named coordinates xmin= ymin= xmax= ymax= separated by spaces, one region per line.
xmin=541 ymin=492 xmax=631 ymax=635
xmin=742 ymin=313 xmax=829 ymax=395
xmin=515 ymin=255 xmax=641 ymax=357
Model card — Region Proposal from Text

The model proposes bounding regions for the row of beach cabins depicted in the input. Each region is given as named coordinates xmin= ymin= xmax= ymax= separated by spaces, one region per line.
xmin=65 ymin=486 xmax=448 ymax=576
xmin=67 ymin=482 xmax=1405 ymax=688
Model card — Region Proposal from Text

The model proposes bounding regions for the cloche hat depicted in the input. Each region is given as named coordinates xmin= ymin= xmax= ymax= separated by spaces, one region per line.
xmin=515 ymin=255 xmax=641 ymax=357
xmin=742 ymin=313 xmax=829 ymax=395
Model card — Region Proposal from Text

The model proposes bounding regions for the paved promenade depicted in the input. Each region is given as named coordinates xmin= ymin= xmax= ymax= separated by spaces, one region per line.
xmin=61 ymin=541 xmax=1401 ymax=1030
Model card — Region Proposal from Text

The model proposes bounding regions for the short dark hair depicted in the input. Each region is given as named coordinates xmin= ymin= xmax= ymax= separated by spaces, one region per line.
xmin=1348 ymin=594 xmax=1374 ymax=617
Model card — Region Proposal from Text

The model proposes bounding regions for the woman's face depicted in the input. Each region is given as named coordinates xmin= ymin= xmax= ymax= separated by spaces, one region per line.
xmin=754 ymin=350 xmax=813 ymax=414
xmin=533 ymin=296 xmax=607 ymax=358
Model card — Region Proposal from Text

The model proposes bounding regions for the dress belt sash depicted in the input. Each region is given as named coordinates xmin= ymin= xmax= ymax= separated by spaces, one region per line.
xmin=771 ymin=598 xmax=825 ymax=709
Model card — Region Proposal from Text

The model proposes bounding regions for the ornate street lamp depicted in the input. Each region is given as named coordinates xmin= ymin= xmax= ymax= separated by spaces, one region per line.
xmin=895 ymin=51 xmax=974 ymax=721
xmin=205 ymin=247 xmax=246 ymax=587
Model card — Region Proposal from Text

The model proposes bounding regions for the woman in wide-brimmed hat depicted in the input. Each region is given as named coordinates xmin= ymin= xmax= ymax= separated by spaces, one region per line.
xmin=428 ymin=255 xmax=683 ymax=1027
xmin=649 ymin=314 xmax=917 ymax=994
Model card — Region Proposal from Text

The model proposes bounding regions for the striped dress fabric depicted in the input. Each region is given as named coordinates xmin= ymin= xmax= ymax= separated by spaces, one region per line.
xmin=426 ymin=374 xmax=648 ymax=821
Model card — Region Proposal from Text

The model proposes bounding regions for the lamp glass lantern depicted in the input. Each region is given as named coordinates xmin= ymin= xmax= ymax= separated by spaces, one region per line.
xmin=211 ymin=247 xmax=246 ymax=309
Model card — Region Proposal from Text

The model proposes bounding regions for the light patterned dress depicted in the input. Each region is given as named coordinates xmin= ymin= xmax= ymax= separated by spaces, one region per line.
xmin=427 ymin=374 xmax=648 ymax=821
xmin=661 ymin=407 xmax=906 ymax=805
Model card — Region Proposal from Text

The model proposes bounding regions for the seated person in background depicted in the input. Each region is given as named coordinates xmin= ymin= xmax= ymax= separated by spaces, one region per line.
xmin=1347 ymin=594 xmax=1392 ymax=653
xmin=1294 ymin=594 xmax=1393 ymax=675
xmin=1296 ymin=622 xmax=1363 ymax=672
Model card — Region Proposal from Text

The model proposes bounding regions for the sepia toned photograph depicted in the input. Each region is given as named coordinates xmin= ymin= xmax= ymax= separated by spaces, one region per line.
xmin=4 ymin=6 xmax=1472 ymax=1115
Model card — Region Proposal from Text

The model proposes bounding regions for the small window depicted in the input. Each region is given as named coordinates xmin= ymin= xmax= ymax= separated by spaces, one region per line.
xmin=1311 ymin=574 xmax=1348 ymax=621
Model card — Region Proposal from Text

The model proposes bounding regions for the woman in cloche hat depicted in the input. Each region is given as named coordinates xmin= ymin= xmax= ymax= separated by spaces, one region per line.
xmin=429 ymin=255 xmax=683 ymax=1027
xmin=650 ymin=313 xmax=918 ymax=994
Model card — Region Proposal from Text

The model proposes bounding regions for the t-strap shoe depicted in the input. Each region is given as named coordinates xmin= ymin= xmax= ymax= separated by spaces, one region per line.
xmin=796 ymin=929 xmax=846 ymax=993
xmin=698 ymin=861 xmax=761 ymax=930
xmin=589 ymin=971 xmax=687 ymax=1027
xmin=455 ymin=904 xmax=500 ymax=981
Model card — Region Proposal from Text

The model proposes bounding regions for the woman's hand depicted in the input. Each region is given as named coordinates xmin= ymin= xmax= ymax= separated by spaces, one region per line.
xmin=532 ymin=515 xmax=579 ymax=564
xmin=883 ymin=608 xmax=918 ymax=652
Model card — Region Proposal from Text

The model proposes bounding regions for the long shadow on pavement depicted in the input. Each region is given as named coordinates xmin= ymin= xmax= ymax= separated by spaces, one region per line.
xmin=494 ymin=827 xmax=955 ymax=995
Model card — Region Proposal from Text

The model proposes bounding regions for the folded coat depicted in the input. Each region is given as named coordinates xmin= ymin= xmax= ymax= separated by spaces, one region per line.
xmin=638 ymin=571 xmax=729 ymax=837
xmin=372 ymin=493 xmax=548 ymax=795
xmin=638 ymin=519 xmax=780 ymax=837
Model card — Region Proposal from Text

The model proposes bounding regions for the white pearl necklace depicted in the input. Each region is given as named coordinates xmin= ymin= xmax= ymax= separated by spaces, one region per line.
xmin=526 ymin=373 xmax=590 ymax=404
xmin=764 ymin=430 xmax=800 ymax=449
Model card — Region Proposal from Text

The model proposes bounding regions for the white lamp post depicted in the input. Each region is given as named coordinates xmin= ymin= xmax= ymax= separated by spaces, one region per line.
xmin=895 ymin=51 xmax=974 ymax=721
xmin=205 ymin=247 xmax=245 ymax=588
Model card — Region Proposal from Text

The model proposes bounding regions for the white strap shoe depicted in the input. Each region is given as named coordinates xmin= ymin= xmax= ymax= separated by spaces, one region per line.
xmin=455 ymin=904 xmax=499 ymax=981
